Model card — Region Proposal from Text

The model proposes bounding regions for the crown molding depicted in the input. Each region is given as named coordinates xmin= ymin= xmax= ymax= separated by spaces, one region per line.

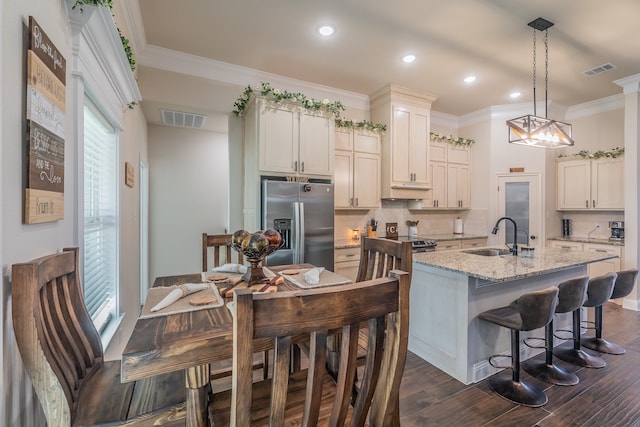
xmin=566 ymin=93 xmax=623 ymax=120
xmin=614 ymin=73 xmax=640 ymax=93
xmin=118 ymin=0 xmax=146 ymax=56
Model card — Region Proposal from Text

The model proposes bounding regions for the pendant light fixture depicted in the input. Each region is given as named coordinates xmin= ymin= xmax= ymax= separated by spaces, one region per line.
xmin=507 ymin=17 xmax=574 ymax=148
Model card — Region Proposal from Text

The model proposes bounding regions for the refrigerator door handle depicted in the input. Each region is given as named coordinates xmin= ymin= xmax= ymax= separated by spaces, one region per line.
xmin=293 ymin=202 xmax=301 ymax=264
xmin=298 ymin=202 xmax=305 ymax=262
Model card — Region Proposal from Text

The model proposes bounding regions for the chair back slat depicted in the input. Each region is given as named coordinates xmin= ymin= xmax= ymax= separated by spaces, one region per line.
xmin=232 ymin=270 xmax=410 ymax=426
xmin=356 ymin=237 xmax=412 ymax=282
xmin=12 ymin=248 xmax=105 ymax=425
xmin=203 ymin=233 xmax=242 ymax=271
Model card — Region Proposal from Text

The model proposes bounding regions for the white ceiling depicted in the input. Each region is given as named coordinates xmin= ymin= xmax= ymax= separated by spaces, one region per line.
xmin=123 ymin=0 xmax=640 ymax=133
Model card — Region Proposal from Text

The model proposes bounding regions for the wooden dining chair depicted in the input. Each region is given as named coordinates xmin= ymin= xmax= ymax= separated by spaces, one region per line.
xmin=203 ymin=232 xmax=243 ymax=271
xmin=11 ymin=248 xmax=186 ymax=427
xmin=203 ymin=232 xmax=270 ymax=384
xmin=209 ymin=269 xmax=410 ymax=426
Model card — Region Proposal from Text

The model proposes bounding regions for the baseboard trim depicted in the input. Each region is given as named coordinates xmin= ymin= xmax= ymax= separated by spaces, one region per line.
xmin=622 ymin=298 xmax=640 ymax=311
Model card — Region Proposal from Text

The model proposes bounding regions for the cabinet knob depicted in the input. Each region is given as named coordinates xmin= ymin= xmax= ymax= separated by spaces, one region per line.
xmin=586 ymin=200 xmax=589 ymax=208
xmin=592 ymin=200 xmax=596 ymax=208
xmin=355 ymin=198 xmax=359 ymax=207
xmin=530 ymin=235 xmax=537 ymax=240
xmin=301 ymin=161 xmax=305 ymax=172
xmin=294 ymin=161 xmax=298 ymax=172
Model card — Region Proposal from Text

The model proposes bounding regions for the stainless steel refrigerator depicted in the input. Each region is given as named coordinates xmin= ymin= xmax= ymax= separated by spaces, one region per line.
xmin=262 ymin=178 xmax=334 ymax=269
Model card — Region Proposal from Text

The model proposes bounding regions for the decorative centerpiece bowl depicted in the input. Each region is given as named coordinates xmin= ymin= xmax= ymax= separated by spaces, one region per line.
xmin=230 ymin=229 xmax=282 ymax=285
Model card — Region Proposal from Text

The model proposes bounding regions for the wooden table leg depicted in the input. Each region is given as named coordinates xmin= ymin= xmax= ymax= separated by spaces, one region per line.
xmin=185 ymin=364 xmax=210 ymax=427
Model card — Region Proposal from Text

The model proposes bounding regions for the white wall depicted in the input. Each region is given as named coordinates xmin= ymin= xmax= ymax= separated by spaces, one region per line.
xmin=3 ymin=2 xmax=72 ymax=426
xmin=148 ymin=124 xmax=229 ymax=280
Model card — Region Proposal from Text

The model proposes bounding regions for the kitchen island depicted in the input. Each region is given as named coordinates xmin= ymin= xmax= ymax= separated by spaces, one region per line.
xmin=409 ymin=246 xmax=618 ymax=384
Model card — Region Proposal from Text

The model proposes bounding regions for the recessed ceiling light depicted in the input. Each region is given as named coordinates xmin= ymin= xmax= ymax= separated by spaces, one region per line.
xmin=464 ymin=76 xmax=476 ymax=83
xmin=317 ymin=25 xmax=335 ymax=36
xmin=402 ymin=54 xmax=416 ymax=63
xmin=509 ymin=91 xmax=522 ymax=99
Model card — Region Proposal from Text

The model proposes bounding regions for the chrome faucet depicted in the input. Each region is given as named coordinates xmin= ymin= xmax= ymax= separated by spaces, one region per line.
xmin=492 ymin=217 xmax=518 ymax=256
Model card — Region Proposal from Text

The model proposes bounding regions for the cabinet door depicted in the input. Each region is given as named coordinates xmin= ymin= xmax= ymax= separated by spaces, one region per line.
xmin=436 ymin=241 xmax=461 ymax=251
xmin=334 ymin=151 xmax=353 ymax=208
xmin=391 ymin=106 xmax=413 ymax=184
xmin=557 ymin=160 xmax=590 ymax=210
xmin=461 ymin=238 xmax=487 ymax=249
xmin=353 ymin=152 xmax=381 ymax=208
xmin=584 ymin=243 xmax=622 ymax=277
xmin=411 ymin=108 xmax=430 ymax=185
xmin=447 ymin=144 xmax=471 ymax=164
xmin=299 ymin=110 xmax=334 ymax=176
xmin=259 ymin=103 xmax=298 ymax=174
xmin=335 ymin=127 xmax=353 ymax=151
xmin=447 ymin=164 xmax=470 ymax=208
xmin=354 ymin=130 xmax=380 ymax=154
xmin=592 ymin=158 xmax=624 ymax=210
xmin=548 ymin=240 xmax=583 ymax=251
xmin=430 ymin=141 xmax=447 ymax=162
xmin=430 ymin=162 xmax=447 ymax=208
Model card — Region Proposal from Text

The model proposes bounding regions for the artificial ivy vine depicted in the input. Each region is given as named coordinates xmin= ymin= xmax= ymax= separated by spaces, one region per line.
xmin=430 ymin=132 xmax=475 ymax=146
xmin=559 ymin=147 xmax=624 ymax=159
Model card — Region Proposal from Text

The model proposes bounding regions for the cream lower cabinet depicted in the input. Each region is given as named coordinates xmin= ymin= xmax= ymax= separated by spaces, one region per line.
xmin=548 ymin=240 xmax=622 ymax=277
xmin=557 ymin=157 xmax=624 ymax=211
xmin=334 ymin=247 xmax=361 ymax=282
xmin=335 ymin=129 xmax=381 ymax=209
xmin=436 ymin=239 xmax=486 ymax=251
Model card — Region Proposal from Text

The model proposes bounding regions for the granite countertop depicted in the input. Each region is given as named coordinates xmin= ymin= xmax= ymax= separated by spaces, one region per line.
xmin=335 ymin=239 xmax=361 ymax=249
xmin=423 ymin=233 xmax=488 ymax=242
xmin=547 ymin=236 xmax=624 ymax=247
xmin=412 ymin=246 xmax=618 ymax=282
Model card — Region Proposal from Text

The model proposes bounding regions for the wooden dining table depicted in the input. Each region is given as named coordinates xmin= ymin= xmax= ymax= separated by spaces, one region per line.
xmin=120 ymin=263 xmax=318 ymax=427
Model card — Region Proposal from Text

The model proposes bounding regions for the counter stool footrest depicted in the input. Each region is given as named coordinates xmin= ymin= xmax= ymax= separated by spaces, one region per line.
xmin=523 ymin=336 xmax=546 ymax=350
xmin=488 ymin=354 xmax=512 ymax=370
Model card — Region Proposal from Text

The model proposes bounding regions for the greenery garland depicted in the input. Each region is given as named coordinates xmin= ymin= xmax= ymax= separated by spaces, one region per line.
xmin=72 ymin=0 xmax=136 ymax=73
xmin=430 ymin=132 xmax=475 ymax=146
xmin=233 ymin=82 xmax=345 ymax=118
xmin=559 ymin=147 xmax=624 ymax=159
xmin=335 ymin=118 xmax=386 ymax=133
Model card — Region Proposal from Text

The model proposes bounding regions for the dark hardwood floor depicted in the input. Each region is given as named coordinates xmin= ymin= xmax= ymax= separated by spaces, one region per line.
xmin=399 ymin=302 xmax=640 ymax=426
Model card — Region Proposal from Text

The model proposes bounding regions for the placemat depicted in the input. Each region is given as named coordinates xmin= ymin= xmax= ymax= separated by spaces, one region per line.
xmin=140 ymin=284 xmax=223 ymax=319
xmin=280 ymin=268 xmax=352 ymax=289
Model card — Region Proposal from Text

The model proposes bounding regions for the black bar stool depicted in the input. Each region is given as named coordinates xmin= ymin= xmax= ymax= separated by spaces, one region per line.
xmin=554 ymin=273 xmax=617 ymax=368
xmin=582 ymin=269 xmax=639 ymax=355
xmin=522 ymin=276 xmax=588 ymax=386
xmin=479 ymin=286 xmax=559 ymax=407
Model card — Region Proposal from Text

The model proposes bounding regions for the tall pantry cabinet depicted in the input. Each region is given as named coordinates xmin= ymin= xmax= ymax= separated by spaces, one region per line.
xmin=370 ymin=85 xmax=438 ymax=199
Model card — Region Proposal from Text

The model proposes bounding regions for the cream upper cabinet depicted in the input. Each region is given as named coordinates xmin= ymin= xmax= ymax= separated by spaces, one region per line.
xmin=423 ymin=141 xmax=471 ymax=209
xmin=334 ymin=128 xmax=381 ymax=209
xmin=557 ymin=157 xmax=624 ymax=211
xmin=256 ymin=98 xmax=334 ymax=177
xmin=370 ymin=85 xmax=437 ymax=199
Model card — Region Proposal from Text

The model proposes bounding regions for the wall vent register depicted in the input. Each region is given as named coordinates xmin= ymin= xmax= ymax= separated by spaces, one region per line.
xmin=160 ymin=109 xmax=207 ymax=129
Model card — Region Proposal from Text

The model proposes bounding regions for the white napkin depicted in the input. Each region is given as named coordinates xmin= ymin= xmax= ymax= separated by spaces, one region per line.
xmin=303 ymin=267 xmax=325 ymax=285
xmin=150 ymin=283 xmax=208 ymax=312
xmin=212 ymin=263 xmax=248 ymax=274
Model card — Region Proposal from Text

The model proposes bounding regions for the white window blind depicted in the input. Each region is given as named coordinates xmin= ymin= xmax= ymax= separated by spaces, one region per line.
xmin=83 ymin=102 xmax=118 ymax=335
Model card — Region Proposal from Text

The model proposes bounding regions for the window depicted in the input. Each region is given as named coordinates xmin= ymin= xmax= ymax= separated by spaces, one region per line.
xmin=83 ymin=101 xmax=118 ymax=335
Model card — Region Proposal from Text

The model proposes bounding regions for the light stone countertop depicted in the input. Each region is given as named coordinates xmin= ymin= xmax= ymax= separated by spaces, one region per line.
xmin=412 ymin=246 xmax=618 ymax=282
xmin=547 ymin=236 xmax=624 ymax=247
xmin=335 ymin=239 xmax=361 ymax=249
xmin=423 ymin=233 xmax=488 ymax=241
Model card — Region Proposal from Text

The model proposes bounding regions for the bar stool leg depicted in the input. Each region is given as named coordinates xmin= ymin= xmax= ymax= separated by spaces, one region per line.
xmin=488 ymin=330 xmax=548 ymax=407
xmin=522 ymin=320 xmax=579 ymax=386
xmin=554 ymin=309 xmax=606 ymax=368
xmin=581 ymin=305 xmax=626 ymax=355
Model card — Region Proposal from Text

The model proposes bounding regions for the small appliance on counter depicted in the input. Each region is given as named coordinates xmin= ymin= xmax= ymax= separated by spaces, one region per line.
xmin=562 ymin=218 xmax=572 ymax=237
xmin=609 ymin=221 xmax=624 ymax=241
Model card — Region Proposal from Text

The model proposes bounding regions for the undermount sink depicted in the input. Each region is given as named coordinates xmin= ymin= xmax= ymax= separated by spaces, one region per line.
xmin=463 ymin=248 xmax=511 ymax=257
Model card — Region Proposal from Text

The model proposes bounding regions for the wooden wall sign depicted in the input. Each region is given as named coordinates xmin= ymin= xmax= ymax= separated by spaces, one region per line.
xmin=125 ymin=162 xmax=134 ymax=188
xmin=25 ymin=17 xmax=66 ymax=224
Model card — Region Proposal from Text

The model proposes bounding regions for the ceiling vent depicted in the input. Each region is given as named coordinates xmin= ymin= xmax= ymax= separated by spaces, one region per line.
xmin=582 ymin=63 xmax=616 ymax=77
xmin=160 ymin=109 xmax=207 ymax=129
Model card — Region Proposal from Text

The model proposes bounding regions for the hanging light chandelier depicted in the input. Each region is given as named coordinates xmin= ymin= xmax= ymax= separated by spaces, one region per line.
xmin=507 ymin=17 xmax=574 ymax=148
